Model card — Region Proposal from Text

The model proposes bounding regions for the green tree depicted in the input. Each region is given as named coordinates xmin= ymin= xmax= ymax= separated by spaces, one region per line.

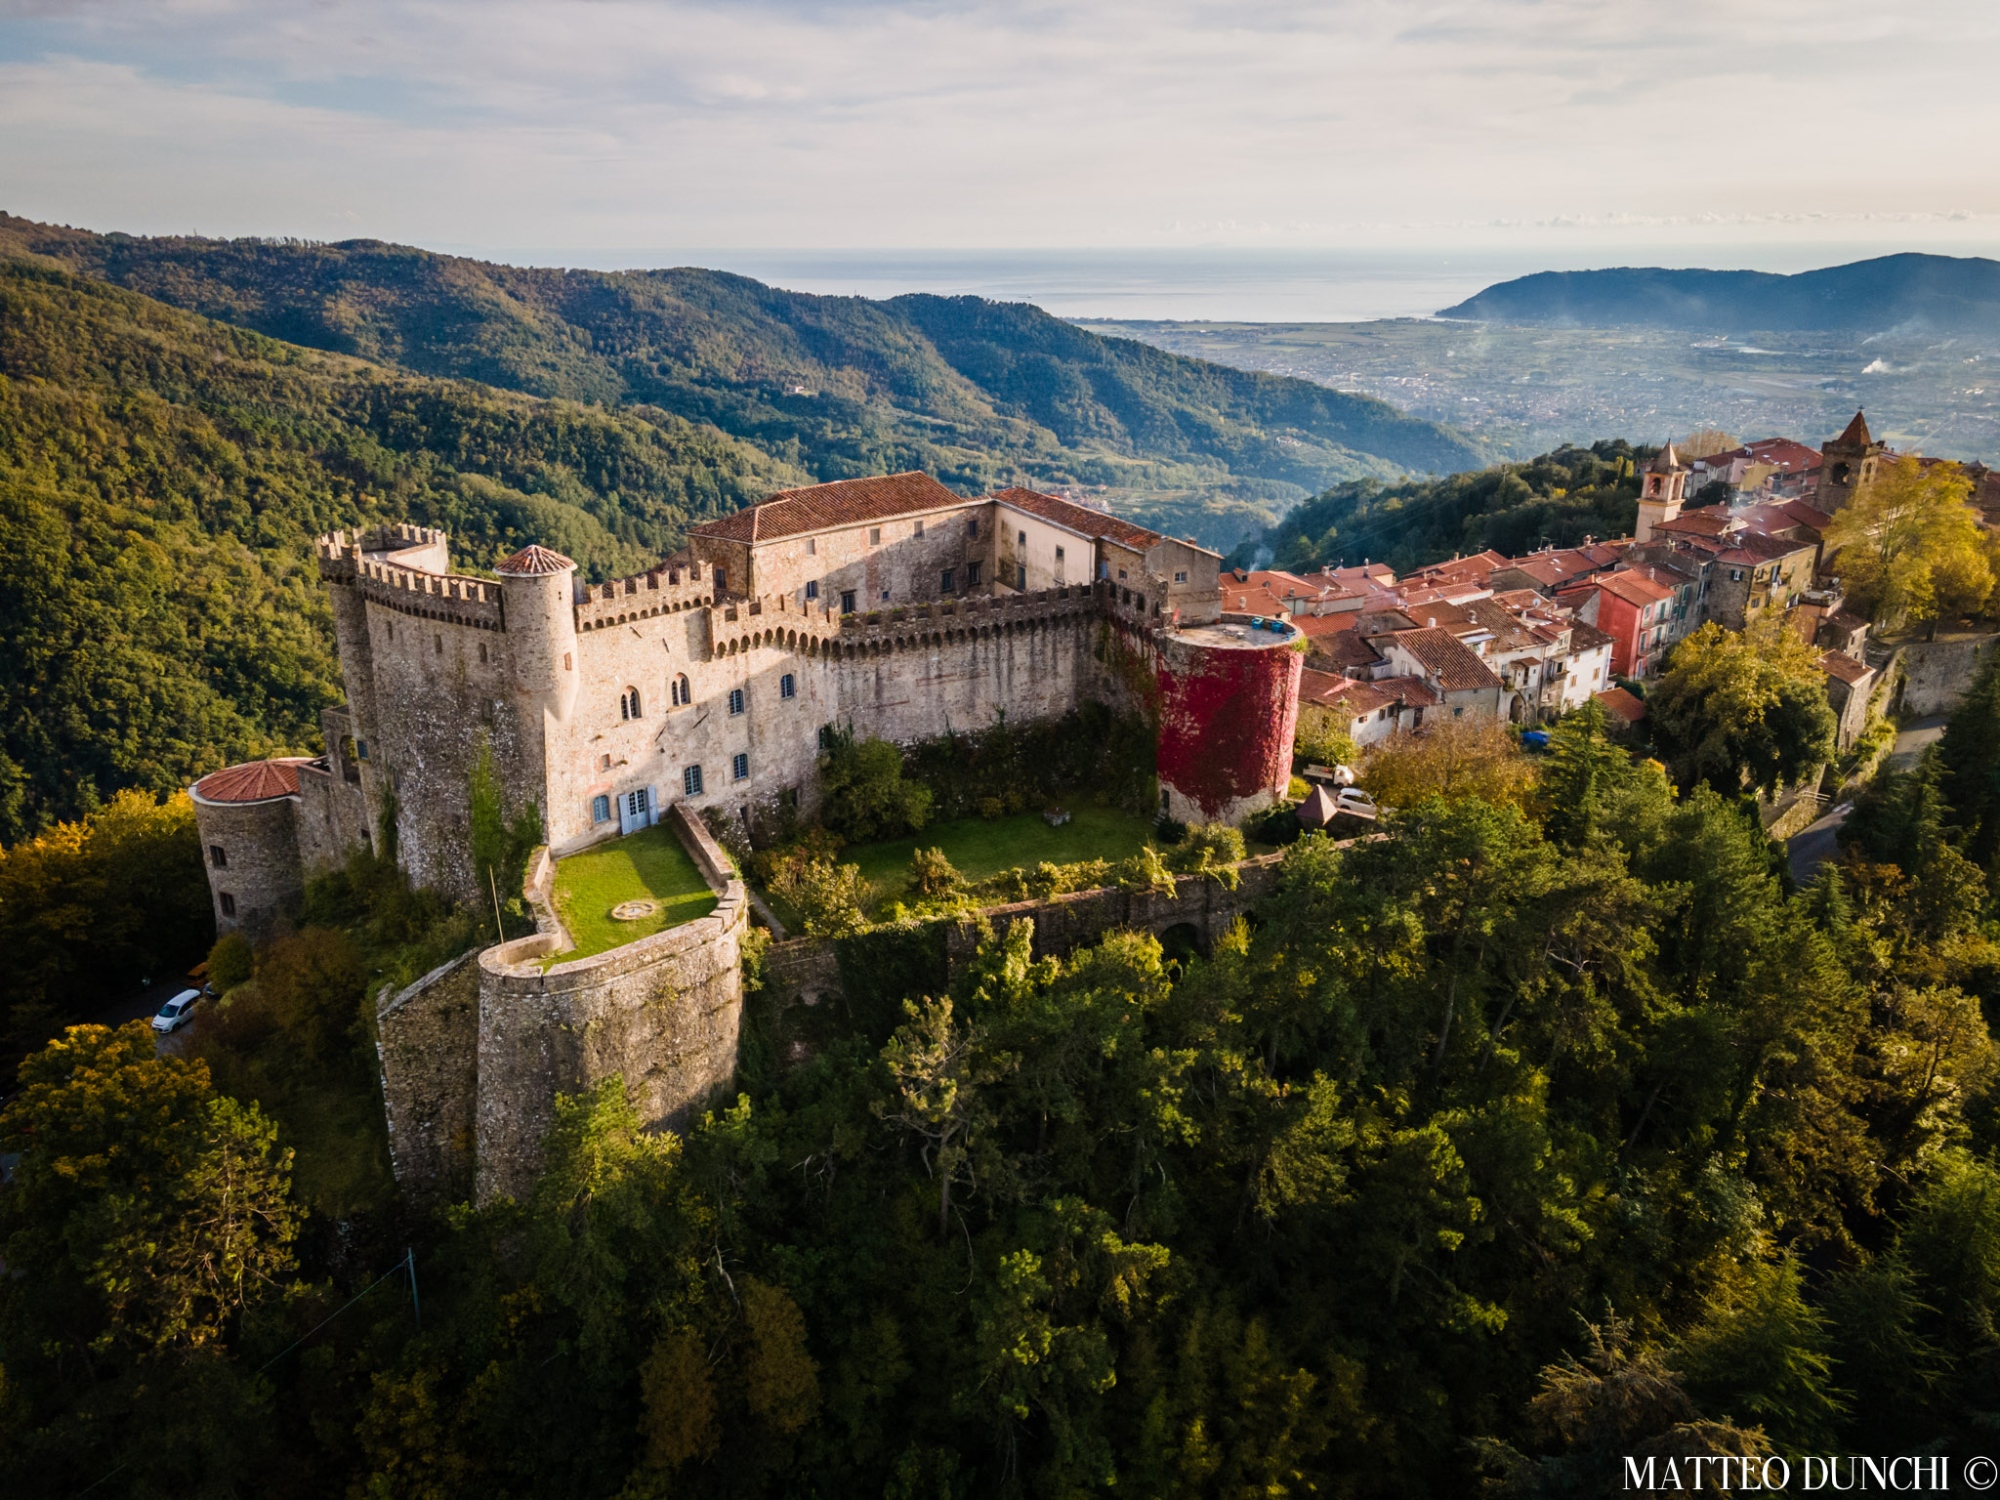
xmin=1823 ymin=454 xmax=1994 ymax=629
xmin=1649 ymin=620 xmax=1837 ymax=794
xmin=818 ymin=735 xmax=932 ymax=843
xmin=0 ymin=1023 xmax=298 ymax=1356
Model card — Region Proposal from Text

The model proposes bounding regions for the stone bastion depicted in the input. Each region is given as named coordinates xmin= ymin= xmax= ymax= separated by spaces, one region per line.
xmin=377 ymin=801 xmax=748 ymax=1207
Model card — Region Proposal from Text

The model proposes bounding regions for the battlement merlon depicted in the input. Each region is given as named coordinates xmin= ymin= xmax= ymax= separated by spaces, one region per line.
xmin=317 ymin=524 xmax=451 ymax=579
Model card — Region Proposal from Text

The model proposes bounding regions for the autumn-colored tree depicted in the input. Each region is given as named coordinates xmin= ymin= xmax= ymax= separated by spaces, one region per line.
xmin=0 ymin=1023 xmax=299 ymax=1357
xmin=0 ymin=790 xmax=211 ymax=1077
xmin=1358 ymin=713 xmax=1537 ymax=810
xmin=1677 ymin=428 xmax=1741 ymax=461
xmin=1649 ymin=620 xmax=1837 ymax=794
xmin=1823 ymin=454 xmax=1994 ymax=629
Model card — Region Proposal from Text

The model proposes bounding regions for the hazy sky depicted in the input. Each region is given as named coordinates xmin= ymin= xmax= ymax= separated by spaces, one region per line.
xmin=5 ymin=0 xmax=1999 ymax=256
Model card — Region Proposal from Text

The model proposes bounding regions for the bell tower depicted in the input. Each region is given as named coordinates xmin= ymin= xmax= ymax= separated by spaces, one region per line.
xmin=1818 ymin=410 xmax=1885 ymax=512
xmin=1634 ymin=443 xmax=1687 ymax=544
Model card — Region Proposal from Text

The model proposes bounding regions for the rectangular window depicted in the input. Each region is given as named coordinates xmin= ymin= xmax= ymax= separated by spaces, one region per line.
xmin=728 ymin=688 xmax=745 ymax=715
xmin=1174 ymin=570 xmax=1188 ymax=583
xmin=219 ymin=893 xmax=236 ymax=917
xmin=914 ymin=520 xmax=924 ymax=537
xmin=966 ymin=561 xmax=981 ymax=586
xmin=807 ymin=537 xmax=817 ymax=555
xmin=1054 ymin=546 xmax=1065 ymax=563
xmin=209 ymin=845 xmax=227 ymax=869
xmin=733 ymin=753 xmax=749 ymax=782
xmin=780 ymin=673 xmax=796 ymax=699
xmin=627 ymin=789 xmax=648 ymax=820
xmin=968 ymin=518 xmax=979 ymax=538
xmin=1017 ymin=530 xmax=1026 ymax=545
xmin=869 ymin=526 xmax=882 ymax=545
xmin=592 ymin=794 xmax=611 ymax=823
xmin=805 ymin=580 xmax=819 ymax=601
xmin=356 ymin=739 xmax=368 ymax=760
xmin=1018 ymin=564 xmax=1027 ymax=590
xmin=841 ymin=589 xmax=857 ymax=613
xmin=941 ymin=569 xmax=955 ymax=593
xmin=684 ymin=765 xmax=704 ymax=796
xmin=435 ymin=633 xmax=443 ymax=654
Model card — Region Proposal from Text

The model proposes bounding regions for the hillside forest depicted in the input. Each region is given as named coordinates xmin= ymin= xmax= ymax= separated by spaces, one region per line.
xmin=7 ymin=666 xmax=2000 ymax=1496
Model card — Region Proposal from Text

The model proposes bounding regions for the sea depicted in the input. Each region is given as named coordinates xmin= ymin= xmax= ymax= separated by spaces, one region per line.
xmin=456 ymin=242 xmax=2000 ymax=324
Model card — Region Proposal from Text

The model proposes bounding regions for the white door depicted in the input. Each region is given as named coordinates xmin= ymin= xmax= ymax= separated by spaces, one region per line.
xmin=620 ymin=787 xmax=650 ymax=834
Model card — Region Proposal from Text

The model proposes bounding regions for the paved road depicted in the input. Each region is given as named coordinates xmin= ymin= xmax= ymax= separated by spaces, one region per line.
xmin=1884 ymin=714 xmax=1949 ymax=773
xmin=1788 ymin=802 xmax=1853 ymax=887
xmin=86 ymin=972 xmax=209 ymax=1056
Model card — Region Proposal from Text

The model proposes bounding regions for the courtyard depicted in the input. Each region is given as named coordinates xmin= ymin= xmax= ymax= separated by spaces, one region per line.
xmin=840 ymin=805 xmax=1160 ymax=912
xmin=550 ymin=822 xmax=720 ymax=962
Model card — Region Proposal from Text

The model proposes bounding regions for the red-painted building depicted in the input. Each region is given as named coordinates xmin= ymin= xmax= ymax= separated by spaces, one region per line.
xmin=1559 ymin=568 xmax=1676 ymax=679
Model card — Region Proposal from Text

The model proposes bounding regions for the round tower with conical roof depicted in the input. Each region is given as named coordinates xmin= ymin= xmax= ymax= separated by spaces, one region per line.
xmin=1634 ymin=442 xmax=1687 ymax=544
xmin=497 ymin=544 xmax=579 ymax=726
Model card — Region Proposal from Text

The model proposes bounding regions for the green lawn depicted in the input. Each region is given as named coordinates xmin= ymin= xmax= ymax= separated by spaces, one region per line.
xmin=552 ymin=822 xmax=720 ymax=962
xmin=843 ymin=806 xmax=1160 ymax=911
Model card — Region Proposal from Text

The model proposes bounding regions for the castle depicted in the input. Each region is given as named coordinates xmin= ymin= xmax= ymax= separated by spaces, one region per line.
xmin=189 ymin=473 xmax=1303 ymax=1199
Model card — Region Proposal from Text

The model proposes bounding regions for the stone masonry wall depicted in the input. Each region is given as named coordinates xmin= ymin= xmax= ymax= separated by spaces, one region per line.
xmin=375 ymin=950 xmax=481 ymax=1207
xmin=189 ymin=792 xmax=303 ymax=938
xmin=1882 ymin=633 xmax=1997 ymax=717
xmin=473 ymin=804 xmax=748 ymax=1203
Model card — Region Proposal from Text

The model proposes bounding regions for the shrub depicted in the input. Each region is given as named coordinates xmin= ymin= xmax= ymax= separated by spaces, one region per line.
xmin=976 ymin=796 xmax=1007 ymax=821
xmin=1168 ymin=822 xmax=1247 ymax=888
xmin=909 ymin=847 xmax=962 ymax=898
xmin=768 ymin=857 xmax=871 ymax=939
xmin=207 ymin=931 xmax=254 ymax=993
xmin=819 ymin=736 xmax=932 ymax=843
xmin=1115 ymin=846 xmax=1179 ymax=895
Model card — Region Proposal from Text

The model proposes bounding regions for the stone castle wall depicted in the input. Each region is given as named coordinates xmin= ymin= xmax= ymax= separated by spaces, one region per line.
xmin=189 ymin=792 xmax=303 ymax=938
xmin=471 ymin=804 xmax=748 ymax=1203
xmin=1881 ymin=633 xmax=1997 ymax=717
xmin=375 ymin=949 xmax=482 ymax=1207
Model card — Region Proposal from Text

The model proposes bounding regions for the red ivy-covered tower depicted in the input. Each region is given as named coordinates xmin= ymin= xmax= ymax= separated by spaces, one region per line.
xmin=1154 ymin=615 xmax=1302 ymax=824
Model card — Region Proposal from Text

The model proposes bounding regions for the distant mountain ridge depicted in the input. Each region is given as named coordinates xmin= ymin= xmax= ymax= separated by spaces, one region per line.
xmin=1438 ymin=252 xmax=2000 ymax=337
xmin=0 ymin=214 xmax=1487 ymax=532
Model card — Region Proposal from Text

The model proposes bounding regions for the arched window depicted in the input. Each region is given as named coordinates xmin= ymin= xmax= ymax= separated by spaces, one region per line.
xmin=621 ymin=686 xmax=642 ymax=720
xmin=672 ymin=674 xmax=691 ymax=707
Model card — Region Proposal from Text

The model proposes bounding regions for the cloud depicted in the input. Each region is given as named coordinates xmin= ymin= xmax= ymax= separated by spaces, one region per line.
xmin=1 ymin=0 xmax=1998 ymax=250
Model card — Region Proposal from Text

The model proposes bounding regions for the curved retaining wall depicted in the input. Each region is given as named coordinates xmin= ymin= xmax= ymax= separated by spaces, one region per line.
xmin=472 ymin=805 xmax=747 ymax=1203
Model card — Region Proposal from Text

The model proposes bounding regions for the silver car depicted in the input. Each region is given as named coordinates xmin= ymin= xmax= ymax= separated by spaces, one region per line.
xmin=151 ymin=989 xmax=203 ymax=1034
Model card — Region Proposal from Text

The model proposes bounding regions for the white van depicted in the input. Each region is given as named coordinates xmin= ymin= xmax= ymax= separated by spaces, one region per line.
xmin=151 ymin=989 xmax=203 ymax=1034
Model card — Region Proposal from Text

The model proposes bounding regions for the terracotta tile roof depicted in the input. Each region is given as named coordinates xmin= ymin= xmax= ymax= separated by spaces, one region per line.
xmin=1656 ymin=509 xmax=1739 ymax=537
xmin=1569 ymin=621 xmax=1616 ymax=653
xmin=193 ymin=757 xmax=314 ymax=803
xmin=1378 ymin=675 xmax=1440 ymax=709
xmin=1595 ymin=687 xmax=1648 ymax=724
xmin=992 ymin=488 xmax=1165 ymax=551
xmin=692 ymin=472 xmax=967 ymax=544
xmin=496 ymin=543 xmax=576 ymax=576
xmin=1713 ymin=532 xmax=1812 ymax=567
xmin=1834 ymin=410 xmax=1874 ymax=447
xmin=1356 ymin=609 xmax=1420 ymax=637
xmin=1819 ymin=650 xmax=1873 ymax=686
xmin=1299 ymin=668 xmax=1364 ymax=707
xmin=1389 ymin=627 xmax=1503 ymax=692
xmin=1289 ymin=610 xmax=1361 ymax=640
xmin=1306 ymin=631 xmax=1384 ymax=672
xmin=1596 ymin=569 xmax=1675 ymax=608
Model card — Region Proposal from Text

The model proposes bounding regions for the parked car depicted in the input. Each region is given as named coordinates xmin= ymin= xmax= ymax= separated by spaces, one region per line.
xmin=1333 ymin=788 xmax=1378 ymax=821
xmin=152 ymin=989 xmax=203 ymax=1034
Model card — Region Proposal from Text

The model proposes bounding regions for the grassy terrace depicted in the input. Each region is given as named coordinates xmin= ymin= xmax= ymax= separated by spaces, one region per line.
xmin=550 ymin=823 xmax=720 ymax=962
xmin=841 ymin=806 xmax=1159 ymax=914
